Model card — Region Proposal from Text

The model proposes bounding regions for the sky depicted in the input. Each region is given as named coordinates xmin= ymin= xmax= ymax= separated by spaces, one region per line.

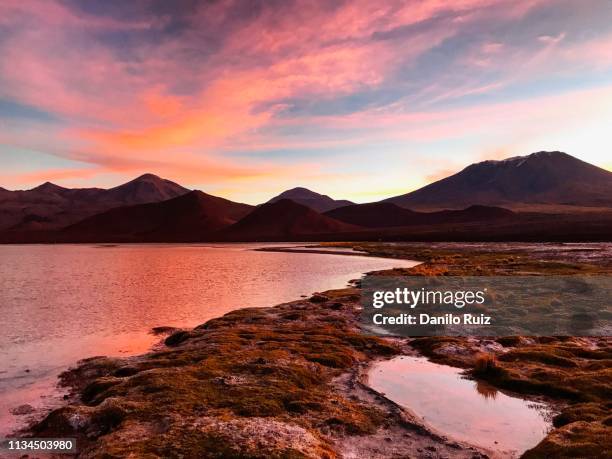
xmin=0 ymin=0 xmax=611 ymax=204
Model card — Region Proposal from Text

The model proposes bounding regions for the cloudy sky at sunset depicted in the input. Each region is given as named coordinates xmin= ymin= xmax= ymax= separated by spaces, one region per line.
xmin=1 ymin=0 xmax=611 ymax=203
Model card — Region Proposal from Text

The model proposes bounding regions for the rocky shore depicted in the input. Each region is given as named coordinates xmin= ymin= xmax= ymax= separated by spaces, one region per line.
xmin=23 ymin=243 xmax=612 ymax=458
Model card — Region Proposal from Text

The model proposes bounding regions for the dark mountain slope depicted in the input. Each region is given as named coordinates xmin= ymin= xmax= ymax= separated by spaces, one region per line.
xmin=385 ymin=152 xmax=612 ymax=211
xmin=325 ymin=202 xmax=514 ymax=228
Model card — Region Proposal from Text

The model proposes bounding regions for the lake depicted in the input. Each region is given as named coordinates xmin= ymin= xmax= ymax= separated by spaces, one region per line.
xmin=0 ymin=243 xmax=417 ymax=436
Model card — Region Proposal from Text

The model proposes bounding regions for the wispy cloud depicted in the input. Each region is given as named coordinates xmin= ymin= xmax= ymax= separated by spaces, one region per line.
xmin=0 ymin=0 xmax=611 ymax=201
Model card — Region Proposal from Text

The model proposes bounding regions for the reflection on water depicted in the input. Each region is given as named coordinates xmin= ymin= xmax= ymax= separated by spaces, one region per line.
xmin=0 ymin=243 xmax=416 ymax=435
xmin=475 ymin=379 xmax=499 ymax=400
xmin=368 ymin=355 xmax=552 ymax=457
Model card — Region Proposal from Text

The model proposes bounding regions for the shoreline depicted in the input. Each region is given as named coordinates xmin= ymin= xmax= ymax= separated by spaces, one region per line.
xmin=15 ymin=243 xmax=612 ymax=458
xmin=1 ymin=244 xmax=413 ymax=440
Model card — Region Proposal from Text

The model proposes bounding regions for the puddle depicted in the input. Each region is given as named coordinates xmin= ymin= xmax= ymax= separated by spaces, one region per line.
xmin=368 ymin=356 xmax=552 ymax=457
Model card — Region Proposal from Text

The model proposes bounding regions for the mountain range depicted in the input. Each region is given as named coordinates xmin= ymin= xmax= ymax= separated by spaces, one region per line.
xmin=0 ymin=173 xmax=189 ymax=231
xmin=1 ymin=151 xmax=611 ymax=242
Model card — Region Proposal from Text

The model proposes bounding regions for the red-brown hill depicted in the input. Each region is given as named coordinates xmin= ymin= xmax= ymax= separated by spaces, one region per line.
xmin=62 ymin=190 xmax=253 ymax=242
xmin=222 ymin=199 xmax=360 ymax=241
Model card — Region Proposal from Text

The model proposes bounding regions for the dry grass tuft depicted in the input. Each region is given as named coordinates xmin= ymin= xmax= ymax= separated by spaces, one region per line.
xmin=473 ymin=353 xmax=503 ymax=377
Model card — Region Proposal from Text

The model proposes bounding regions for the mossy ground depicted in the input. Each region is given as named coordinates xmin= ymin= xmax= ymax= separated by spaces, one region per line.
xmin=325 ymin=242 xmax=611 ymax=458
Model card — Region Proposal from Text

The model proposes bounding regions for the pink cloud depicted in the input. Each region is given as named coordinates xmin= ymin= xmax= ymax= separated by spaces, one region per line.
xmin=1 ymin=0 xmax=611 ymax=196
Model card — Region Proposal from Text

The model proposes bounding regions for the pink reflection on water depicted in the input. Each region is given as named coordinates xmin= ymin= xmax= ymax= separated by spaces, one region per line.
xmin=368 ymin=356 xmax=552 ymax=457
xmin=0 ymin=331 xmax=158 ymax=437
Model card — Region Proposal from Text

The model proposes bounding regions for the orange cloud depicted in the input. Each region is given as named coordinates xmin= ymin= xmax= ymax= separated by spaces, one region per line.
xmin=0 ymin=168 xmax=101 ymax=187
xmin=141 ymin=88 xmax=184 ymax=118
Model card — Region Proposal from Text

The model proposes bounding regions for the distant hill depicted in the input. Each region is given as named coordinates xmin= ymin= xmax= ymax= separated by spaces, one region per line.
xmin=385 ymin=151 xmax=612 ymax=212
xmin=325 ymin=202 xmax=514 ymax=228
xmin=267 ymin=187 xmax=353 ymax=212
xmin=222 ymin=199 xmax=359 ymax=240
xmin=62 ymin=190 xmax=253 ymax=242
xmin=102 ymin=173 xmax=189 ymax=205
xmin=0 ymin=174 xmax=189 ymax=231
xmin=0 ymin=187 xmax=11 ymax=201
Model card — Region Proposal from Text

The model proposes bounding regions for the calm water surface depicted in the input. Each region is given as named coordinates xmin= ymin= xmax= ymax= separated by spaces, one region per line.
xmin=0 ymin=243 xmax=416 ymax=435
xmin=369 ymin=355 xmax=552 ymax=458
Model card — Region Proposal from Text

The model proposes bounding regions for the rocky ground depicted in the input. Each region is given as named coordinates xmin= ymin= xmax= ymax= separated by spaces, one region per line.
xmin=17 ymin=242 xmax=612 ymax=458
